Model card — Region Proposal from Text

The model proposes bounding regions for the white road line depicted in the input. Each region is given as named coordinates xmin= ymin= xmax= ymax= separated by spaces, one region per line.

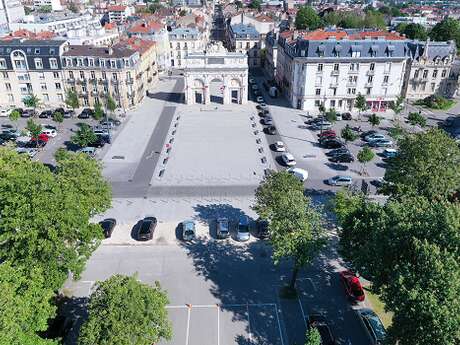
xmin=297 ymin=296 xmax=307 ymax=327
xmin=166 ymin=303 xmax=277 ymax=309
xmin=217 ymin=305 xmax=220 ymax=345
xmin=185 ymin=307 xmax=191 ymax=345
xmin=274 ymin=304 xmax=285 ymax=345
xmin=247 ymin=304 xmax=253 ymax=343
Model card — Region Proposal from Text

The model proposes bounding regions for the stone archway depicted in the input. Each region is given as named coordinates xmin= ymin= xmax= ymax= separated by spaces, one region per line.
xmin=209 ymin=78 xmax=224 ymax=104
xmin=192 ymin=78 xmax=205 ymax=104
xmin=229 ymin=78 xmax=243 ymax=104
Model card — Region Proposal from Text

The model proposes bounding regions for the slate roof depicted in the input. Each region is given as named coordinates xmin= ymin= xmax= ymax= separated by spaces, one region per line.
xmin=169 ymin=27 xmax=200 ymax=40
xmin=406 ymin=40 xmax=456 ymax=61
xmin=230 ymin=23 xmax=260 ymax=39
xmin=63 ymin=45 xmax=136 ymax=58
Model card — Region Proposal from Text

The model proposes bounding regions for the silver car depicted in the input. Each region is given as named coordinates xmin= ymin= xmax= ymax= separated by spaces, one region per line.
xmin=216 ymin=218 xmax=230 ymax=239
xmin=327 ymin=175 xmax=352 ymax=186
xmin=236 ymin=216 xmax=250 ymax=242
xmin=181 ymin=220 xmax=196 ymax=241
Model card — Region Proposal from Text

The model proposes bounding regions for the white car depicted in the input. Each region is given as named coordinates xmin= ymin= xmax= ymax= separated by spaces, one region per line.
xmin=287 ymin=167 xmax=308 ymax=182
xmin=42 ymin=129 xmax=57 ymax=138
xmin=274 ymin=141 xmax=286 ymax=152
xmin=236 ymin=216 xmax=250 ymax=242
xmin=364 ymin=133 xmax=386 ymax=142
xmin=281 ymin=153 xmax=296 ymax=166
xmin=16 ymin=147 xmax=38 ymax=158
xmin=327 ymin=175 xmax=352 ymax=186
xmin=0 ymin=108 xmax=12 ymax=117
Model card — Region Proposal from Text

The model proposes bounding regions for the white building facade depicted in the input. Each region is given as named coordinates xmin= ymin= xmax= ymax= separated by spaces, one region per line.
xmin=168 ymin=27 xmax=205 ymax=69
xmin=33 ymin=0 xmax=63 ymax=11
xmin=0 ymin=0 xmax=25 ymax=32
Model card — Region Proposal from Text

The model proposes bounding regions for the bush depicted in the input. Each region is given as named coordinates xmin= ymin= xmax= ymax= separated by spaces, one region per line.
xmin=414 ymin=95 xmax=454 ymax=110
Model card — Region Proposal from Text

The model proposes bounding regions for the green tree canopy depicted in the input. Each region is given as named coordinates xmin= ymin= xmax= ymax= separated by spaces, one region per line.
xmin=357 ymin=146 xmax=374 ymax=175
xmin=430 ymin=18 xmax=460 ymax=50
xmin=23 ymin=94 xmax=40 ymax=110
xmin=368 ymin=113 xmax=381 ymax=127
xmin=52 ymin=111 xmax=64 ymax=126
xmin=26 ymin=119 xmax=42 ymax=140
xmin=355 ymin=93 xmax=367 ymax=114
xmin=325 ymin=108 xmax=337 ymax=123
xmin=407 ymin=111 xmax=426 ymax=128
xmin=248 ymin=0 xmax=261 ymax=9
xmin=65 ymin=89 xmax=79 ymax=110
xmin=305 ymin=327 xmax=322 ymax=345
xmin=390 ymin=95 xmax=404 ymax=121
xmin=93 ymin=102 xmax=104 ymax=121
xmin=106 ymin=95 xmax=117 ymax=114
xmin=0 ymin=262 xmax=57 ymax=345
xmin=322 ymin=11 xmax=341 ymax=26
xmin=341 ymin=124 xmax=358 ymax=143
xmin=384 ymin=129 xmax=460 ymax=200
xmin=78 ymin=275 xmax=172 ymax=345
xmin=0 ymin=148 xmax=111 ymax=289
xmin=9 ymin=109 xmax=20 ymax=128
xmin=71 ymin=124 xmax=98 ymax=148
xmin=396 ymin=23 xmax=427 ymax=40
xmin=252 ymin=171 xmax=324 ymax=290
xmin=295 ymin=6 xmax=322 ymax=30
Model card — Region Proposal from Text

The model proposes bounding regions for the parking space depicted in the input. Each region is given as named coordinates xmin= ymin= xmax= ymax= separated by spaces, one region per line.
xmin=160 ymin=304 xmax=284 ymax=345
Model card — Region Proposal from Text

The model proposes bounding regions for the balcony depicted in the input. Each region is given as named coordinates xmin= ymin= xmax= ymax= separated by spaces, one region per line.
xmin=88 ymin=78 xmax=97 ymax=84
xmin=366 ymin=70 xmax=375 ymax=76
xmin=346 ymin=82 xmax=357 ymax=87
xmin=329 ymin=82 xmax=339 ymax=88
xmin=365 ymin=82 xmax=373 ymax=88
xmin=111 ymin=79 xmax=119 ymax=84
xmin=67 ymin=78 xmax=75 ymax=83
xmin=348 ymin=69 xmax=359 ymax=74
xmin=331 ymin=70 xmax=339 ymax=76
xmin=98 ymin=79 xmax=107 ymax=85
xmin=91 ymin=91 xmax=98 ymax=96
xmin=126 ymin=78 xmax=134 ymax=85
xmin=76 ymin=79 xmax=87 ymax=85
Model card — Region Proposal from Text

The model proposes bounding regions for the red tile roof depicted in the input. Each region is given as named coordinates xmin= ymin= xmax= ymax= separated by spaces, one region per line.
xmin=107 ymin=5 xmax=126 ymax=12
xmin=114 ymin=37 xmax=155 ymax=56
xmin=255 ymin=14 xmax=273 ymax=23
xmin=299 ymin=29 xmax=404 ymax=41
xmin=128 ymin=21 xmax=163 ymax=34
xmin=2 ymin=29 xmax=56 ymax=40
xmin=104 ymin=22 xmax=117 ymax=30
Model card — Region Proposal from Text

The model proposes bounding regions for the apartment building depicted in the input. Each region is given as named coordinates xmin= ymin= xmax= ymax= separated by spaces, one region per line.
xmin=276 ymin=29 xmax=408 ymax=113
xmin=33 ymin=0 xmax=63 ymax=11
xmin=0 ymin=39 xmax=67 ymax=108
xmin=106 ymin=5 xmax=134 ymax=24
xmin=404 ymin=39 xmax=457 ymax=100
xmin=226 ymin=23 xmax=262 ymax=68
xmin=62 ymin=45 xmax=143 ymax=109
xmin=168 ymin=27 xmax=204 ymax=69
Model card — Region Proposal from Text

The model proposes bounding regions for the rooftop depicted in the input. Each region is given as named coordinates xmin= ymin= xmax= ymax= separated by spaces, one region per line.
xmin=299 ymin=29 xmax=405 ymax=41
xmin=63 ymin=45 xmax=136 ymax=58
xmin=107 ymin=5 xmax=127 ymax=12
xmin=230 ymin=23 xmax=259 ymax=38
xmin=128 ymin=21 xmax=164 ymax=34
xmin=114 ymin=37 xmax=155 ymax=56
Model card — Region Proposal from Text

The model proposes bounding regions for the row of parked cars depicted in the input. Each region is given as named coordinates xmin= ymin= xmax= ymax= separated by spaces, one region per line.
xmin=310 ymin=270 xmax=386 ymax=345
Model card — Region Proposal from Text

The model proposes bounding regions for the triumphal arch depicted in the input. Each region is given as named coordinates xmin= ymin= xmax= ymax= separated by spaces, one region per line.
xmin=184 ymin=43 xmax=248 ymax=105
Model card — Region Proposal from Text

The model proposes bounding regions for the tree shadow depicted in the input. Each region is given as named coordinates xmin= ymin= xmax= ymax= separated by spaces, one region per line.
xmin=50 ymin=296 xmax=88 ymax=345
xmin=325 ymin=162 xmax=350 ymax=171
xmin=147 ymin=92 xmax=184 ymax=104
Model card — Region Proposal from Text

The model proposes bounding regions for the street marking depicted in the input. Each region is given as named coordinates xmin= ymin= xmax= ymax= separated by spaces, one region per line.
xmin=274 ymin=304 xmax=285 ymax=345
xmin=247 ymin=304 xmax=253 ymax=343
xmin=298 ymin=296 xmax=307 ymax=327
xmin=185 ymin=306 xmax=191 ymax=345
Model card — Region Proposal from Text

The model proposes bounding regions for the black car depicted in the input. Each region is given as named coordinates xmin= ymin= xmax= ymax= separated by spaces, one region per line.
xmin=39 ymin=110 xmax=53 ymax=118
xmin=0 ymin=132 xmax=16 ymax=141
xmin=63 ymin=110 xmax=75 ymax=118
xmin=329 ymin=154 xmax=354 ymax=163
xmin=266 ymin=126 xmax=277 ymax=135
xmin=87 ymin=136 xmax=107 ymax=148
xmin=108 ymin=118 xmax=121 ymax=126
xmin=308 ymin=314 xmax=336 ymax=345
xmin=25 ymin=139 xmax=46 ymax=148
xmin=99 ymin=218 xmax=116 ymax=238
xmin=322 ymin=139 xmax=344 ymax=149
xmin=326 ymin=148 xmax=350 ymax=157
xmin=138 ymin=216 xmax=157 ymax=241
xmin=21 ymin=109 xmax=35 ymax=118
xmin=342 ymin=112 xmax=352 ymax=120
xmin=255 ymin=219 xmax=269 ymax=239
xmin=1 ymin=124 xmax=13 ymax=129
xmin=54 ymin=107 xmax=65 ymax=115
xmin=78 ymin=108 xmax=94 ymax=119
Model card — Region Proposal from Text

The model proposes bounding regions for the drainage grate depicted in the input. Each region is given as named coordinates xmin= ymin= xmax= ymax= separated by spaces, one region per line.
xmin=112 ymin=155 xmax=125 ymax=160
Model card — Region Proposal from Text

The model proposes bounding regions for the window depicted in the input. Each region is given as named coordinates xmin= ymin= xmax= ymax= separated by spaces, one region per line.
xmin=80 ymin=71 xmax=85 ymax=79
xmin=317 ymin=64 xmax=323 ymax=72
xmin=333 ymin=63 xmax=339 ymax=71
xmin=38 ymin=72 xmax=45 ymax=80
xmin=330 ymin=100 xmax=336 ymax=107
xmin=8 ymin=94 xmax=13 ymax=102
xmin=442 ymin=69 xmax=447 ymax=78
xmin=88 ymin=59 xmax=94 ymax=67
xmin=315 ymin=88 xmax=321 ymax=95
xmin=314 ymin=100 xmax=320 ymax=107
xmin=55 ymin=82 xmax=61 ymax=90
xmin=383 ymin=75 xmax=389 ymax=84
xmin=112 ymin=73 xmax=117 ymax=80
xmin=53 ymin=72 xmax=59 ymax=79
xmin=69 ymin=71 xmax=74 ymax=79
xmin=49 ymin=58 xmax=58 ymax=69
xmin=366 ymin=87 xmax=371 ymax=95
xmin=423 ymin=70 xmax=428 ymax=78
xmin=368 ymin=76 xmax=373 ymax=83
xmin=5 ymin=82 xmax=11 ymax=91
xmin=0 ymin=59 xmax=6 ymax=69
xmin=102 ymin=71 xmax=106 ymax=80
xmin=385 ymin=62 xmax=391 ymax=73
xmin=414 ymin=70 xmax=419 ymax=78
xmin=433 ymin=70 xmax=438 ymax=78
xmin=110 ymin=60 xmax=116 ymax=68
xmin=35 ymin=58 xmax=43 ymax=69
xmin=351 ymin=51 xmax=361 ymax=58
xmin=40 ymin=83 xmax=47 ymax=91
xmin=82 ymin=85 xmax=87 ymax=92
xmin=332 ymin=88 xmax=337 ymax=96
xmin=383 ymin=88 xmax=388 ymax=95
xmin=90 ymin=71 xmax=95 ymax=80
xmin=431 ymin=83 xmax=436 ymax=91
xmin=34 ymin=48 xmax=40 ymax=54
xmin=77 ymin=58 xmax=83 ymax=67
xmin=370 ymin=63 xmax=375 ymax=71
xmin=2 ymin=71 xmax=8 ymax=79
xmin=58 ymin=93 xmax=63 ymax=101
xmin=43 ymin=94 xmax=49 ymax=101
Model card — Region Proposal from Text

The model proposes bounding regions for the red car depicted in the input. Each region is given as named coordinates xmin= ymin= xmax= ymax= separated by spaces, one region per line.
xmin=318 ymin=130 xmax=336 ymax=138
xmin=340 ymin=270 xmax=365 ymax=302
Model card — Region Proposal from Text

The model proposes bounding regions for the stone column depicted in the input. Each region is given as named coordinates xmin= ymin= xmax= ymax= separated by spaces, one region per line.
xmin=204 ymin=85 xmax=210 ymax=104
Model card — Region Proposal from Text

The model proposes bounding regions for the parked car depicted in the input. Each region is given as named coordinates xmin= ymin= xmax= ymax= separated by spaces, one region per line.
xmin=137 ymin=216 xmax=157 ymax=241
xmin=21 ymin=109 xmax=35 ymax=118
xmin=321 ymin=139 xmax=344 ymax=149
xmin=1 ymin=124 xmax=13 ymax=129
xmin=78 ymin=108 xmax=94 ymax=119
xmin=26 ymin=139 xmax=47 ymax=148
xmin=255 ymin=219 xmax=269 ymax=239
xmin=39 ymin=110 xmax=53 ymax=118
xmin=262 ymin=117 xmax=273 ymax=126
xmin=99 ymin=218 xmax=116 ymax=238
xmin=256 ymin=96 xmax=264 ymax=103
xmin=329 ymin=153 xmax=354 ymax=163
xmin=258 ymin=109 xmax=269 ymax=116
xmin=63 ymin=110 xmax=75 ymax=118
xmin=0 ymin=132 xmax=17 ymax=141
xmin=341 ymin=112 xmax=352 ymax=120
xmin=287 ymin=167 xmax=309 ymax=181
xmin=77 ymin=146 xmax=97 ymax=157
xmin=382 ymin=148 xmax=398 ymax=158
xmin=216 ymin=217 xmax=230 ymax=239
xmin=87 ymin=137 xmax=107 ymax=148
xmin=327 ymin=175 xmax=352 ymax=186
xmin=307 ymin=314 xmax=336 ymax=345
xmin=181 ymin=220 xmax=196 ymax=241
xmin=266 ymin=126 xmax=277 ymax=135
xmin=318 ymin=130 xmax=336 ymax=138
xmin=340 ymin=270 xmax=365 ymax=302
xmin=42 ymin=129 xmax=57 ymax=138
xmin=93 ymin=128 xmax=110 ymax=136
xmin=360 ymin=130 xmax=378 ymax=139
xmin=318 ymin=132 xmax=336 ymax=140
xmin=281 ymin=152 xmax=296 ymax=166
xmin=357 ymin=308 xmax=387 ymax=345
xmin=273 ymin=141 xmax=286 ymax=152
xmin=369 ymin=139 xmax=393 ymax=147
xmin=312 ymin=121 xmax=332 ymax=130
xmin=236 ymin=215 xmax=250 ymax=242
xmin=326 ymin=148 xmax=350 ymax=157
xmin=0 ymin=108 xmax=12 ymax=117
xmin=364 ymin=133 xmax=386 ymax=142
xmin=15 ymin=147 xmax=38 ymax=158
xmin=2 ymin=128 xmax=21 ymax=138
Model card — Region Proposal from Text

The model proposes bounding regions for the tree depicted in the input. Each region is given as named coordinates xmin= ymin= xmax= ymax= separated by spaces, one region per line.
xmin=78 ymin=275 xmax=172 ymax=345
xmin=253 ymin=172 xmax=324 ymax=292
xmin=363 ymin=11 xmax=386 ymax=30
xmin=341 ymin=124 xmax=358 ymax=143
xmin=23 ymin=94 xmax=40 ymax=111
xmin=52 ymin=111 xmax=64 ymax=129
xmin=305 ymin=328 xmax=322 ymax=345
xmin=322 ymin=11 xmax=341 ymax=26
xmin=384 ymin=128 xmax=460 ymax=200
xmin=354 ymin=93 xmax=367 ymax=120
xmin=65 ymin=89 xmax=79 ymax=110
xmin=9 ymin=109 xmax=20 ymax=129
xmin=71 ymin=123 xmax=97 ymax=148
xmin=0 ymin=148 xmax=111 ymax=290
xmin=357 ymin=146 xmax=374 ymax=175
xmin=106 ymin=94 xmax=117 ymax=115
xmin=390 ymin=95 xmax=404 ymax=122
xmin=407 ymin=111 xmax=427 ymax=128
xmin=234 ymin=0 xmax=242 ymax=9
xmin=388 ymin=124 xmax=406 ymax=141
xmin=0 ymin=262 xmax=57 ymax=345
xmin=295 ymin=6 xmax=322 ymax=30
xmin=396 ymin=23 xmax=427 ymax=40
xmin=368 ymin=113 xmax=381 ymax=127
xmin=26 ymin=119 xmax=42 ymax=140
xmin=93 ymin=102 xmax=104 ymax=121
xmin=430 ymin=18 xmax=460 ymax=51
xmin=38 ymin=5 xmax=52 ymax=12
xmin=248 ymin=0 xmax=261 ymax=10
xmin=340 ymin=13 xmax=363 ymax=28
xmin=179 ymin=9 xmax=187 ymax=16
xmin=325 ymin=108 xmax=337 ymax=123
